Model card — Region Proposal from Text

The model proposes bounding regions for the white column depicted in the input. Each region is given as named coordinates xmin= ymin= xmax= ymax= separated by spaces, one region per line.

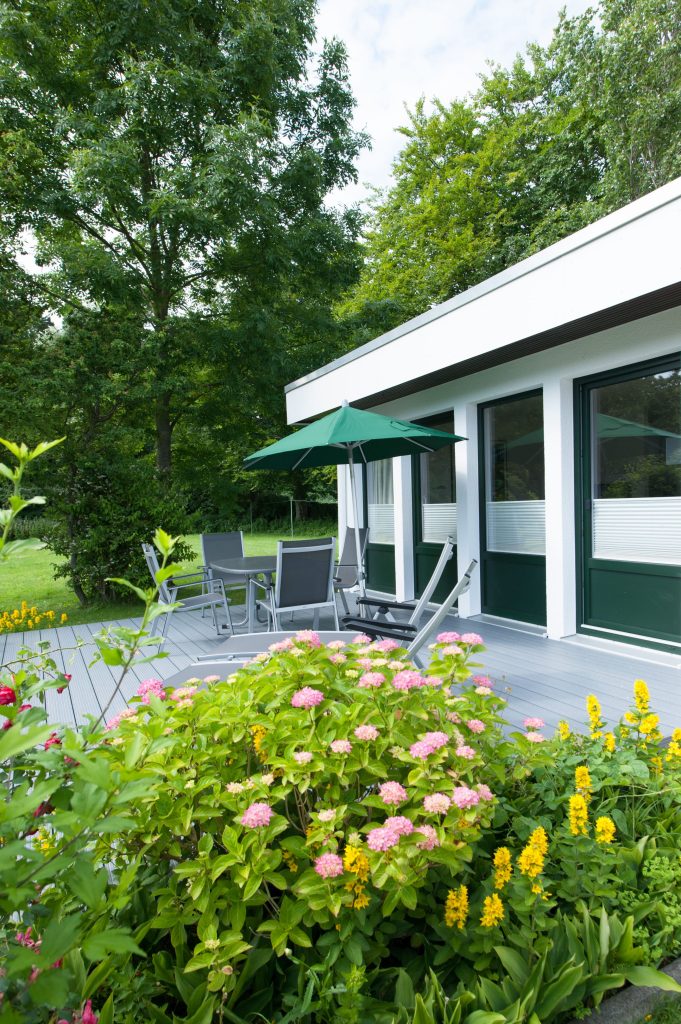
xmin=393 ymin=456 xmax=414 ymax=601
xmin=543 ymin=377 xmax=577 ymax=639
xmin=337 ymin=465 xmax=348 ymax=544
xmin=455 ymin=403 xmax=482 ymax=617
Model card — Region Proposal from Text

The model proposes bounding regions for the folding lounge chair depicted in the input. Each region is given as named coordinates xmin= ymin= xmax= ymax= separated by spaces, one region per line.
xmin=141 ymin=543 xmax=233 ymax=638
xmin=355 ymin=535 xmax=455 ymax=627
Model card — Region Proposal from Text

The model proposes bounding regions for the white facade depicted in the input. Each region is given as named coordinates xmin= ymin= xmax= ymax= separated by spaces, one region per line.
xmin=286 ymin=177 xmax=681 ymax=650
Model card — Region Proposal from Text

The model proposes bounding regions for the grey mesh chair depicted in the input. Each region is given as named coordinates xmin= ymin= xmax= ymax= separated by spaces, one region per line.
xmin=141 ymin=543 xmax=233 ymax=638
xmin=356 ymin=535 xmax=455 ymax=627
xmin=200 ymin=532 xmax=245 ymax=596
xmin=333 ymin=527 xmax=368 ymax=615
xmin=252 ymin=537 xmax=339 ymax=631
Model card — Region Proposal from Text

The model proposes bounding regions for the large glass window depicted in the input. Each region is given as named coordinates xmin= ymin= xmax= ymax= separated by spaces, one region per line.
xmin=590 ymin=364 xmax=681 ymax=564
xmin=419 ymin=413 xmax=456 ymax=543
xmin=484 ymin=392 xmax=545 ymax=554
xmin=366 ymin=459 xmax=394 ymax=545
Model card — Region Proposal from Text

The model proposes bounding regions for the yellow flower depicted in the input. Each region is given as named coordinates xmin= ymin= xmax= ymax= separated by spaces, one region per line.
xmin=250 ymin=724 xmax=267 ymax=759
xmin=493 ymin=847 xmax=512 ymax=890
xmin=604 ymin=732 xmax=616 ymax=753
xmin=569 ymin=794 xmax=589 ymax=837
xmin=557 ymin=720 xmax=570 ymax=741
xmin=586 ymin=695 xmax=603 ymax=738
xmin=445 ymin=885 xmax=468 ymax=930
xmin=634 ymin=679 xmax=650 ymax=715
xmin=575 ymin=765 xmax=591 ymax=797
xmin=352 ymin=887 xmax=370 ymax=910
xmin=480 ymin=893 xmax=504 ymax=928
xmin=528 ymin=826 xmax=548 ymax=857
xmin=665 ymin=740 xmax=681 ymax=762
xmin=624 ymin=711 xmax=637 ymax=724
xmin=595 ymin=816 xmax=616 ymax=844
xmin=672 ymin=728 xmax=681 ymax=743
xmin=282 ymin=851 xmax=298 ymax=873
xmin=61 ymin=613 xmax=68 ymax=624
xmin=650 ymin=755 xmax=663 ymax=774
xmin=518 ymin=843 xmax=544 ymax=879
xmin=640 ymin=714 xmax=661 ymax=740
xmin=344 ymin=845 xmax=370 ymax=882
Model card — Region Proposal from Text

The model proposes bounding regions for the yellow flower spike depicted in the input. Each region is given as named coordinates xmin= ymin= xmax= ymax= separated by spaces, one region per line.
xmin=575 ymin=765 xmax=591 ymax=797
xmin=528 ymin=826 xmax=548 ymax=857
xmin=569 ymin=794 xmax=589 ymax=836
xmin=595 ymin=816 xmax=616 ymax=844
xmin=493 ymin=847 xmax=512 ymax=890
xmin=557 ymin=720 xmax=570 ymax=741
xmin=640 ymin=714 xmax=661 ymax=740
xmin=445 ymin=885 xmax=468 ymax=930
xmin=604 ymin=732 xmax=616 ymax=753
xmin=586 ymin=694 xmax=604 ymax=738
xmin=480 ymin=893 xmax=504 ymax=928
xmin=343 ymin=845 xmax=370 ymax=882
xmin=665 ymin=740 xmax=681 ymax=762
xmin=634 ymin=680 xmax=650 ymax=715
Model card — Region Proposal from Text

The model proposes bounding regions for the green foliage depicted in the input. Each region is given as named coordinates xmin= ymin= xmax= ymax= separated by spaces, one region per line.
xmin=342 ymin=0 xmax=681 ymax=331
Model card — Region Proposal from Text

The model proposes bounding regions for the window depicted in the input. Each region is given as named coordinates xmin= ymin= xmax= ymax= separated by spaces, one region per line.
xmin=418 ymin=413 xmax=457 ymax=543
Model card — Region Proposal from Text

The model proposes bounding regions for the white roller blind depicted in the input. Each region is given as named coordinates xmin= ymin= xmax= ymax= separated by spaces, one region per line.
xmin=486 ymin=500 xmax=546 ymax=555
xmin=368 ymin=505 xmax=395 ymax=545
xmin=422 ymin=503 xmax=457 ymax=543
xmin=592 ymin=497 xmax=681 ymax=565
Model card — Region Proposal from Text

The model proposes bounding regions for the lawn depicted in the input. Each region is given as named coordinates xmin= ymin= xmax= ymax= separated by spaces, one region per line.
xmin=0 ymin=528 xmax=335 ymax=629
xmin=637 ymin=1001 xmax=681 ymax=1024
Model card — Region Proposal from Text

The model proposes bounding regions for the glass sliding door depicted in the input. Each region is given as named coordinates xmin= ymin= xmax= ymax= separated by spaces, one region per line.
xmin=413 ymin=413 xmax=458 ymax=601
xmin=577 ymin=357 xmax=681 ymax=648
xmin=479 ymin=391 xmax=546 ymax=624
xmin=364 ymin=459 xmax=396 ymax=592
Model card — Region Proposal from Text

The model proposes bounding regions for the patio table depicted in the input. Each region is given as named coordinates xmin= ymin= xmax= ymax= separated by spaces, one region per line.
xmin=209 ymin=555 xmax=277 ymax=633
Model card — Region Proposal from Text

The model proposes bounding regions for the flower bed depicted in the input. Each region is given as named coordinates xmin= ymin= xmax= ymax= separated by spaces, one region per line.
xmin=2 ymin=630 xmax=681 ymax=1023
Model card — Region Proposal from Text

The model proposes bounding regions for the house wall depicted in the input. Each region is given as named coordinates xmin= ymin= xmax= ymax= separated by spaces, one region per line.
xmin=336 ymin=307 xmax=681 ymax=641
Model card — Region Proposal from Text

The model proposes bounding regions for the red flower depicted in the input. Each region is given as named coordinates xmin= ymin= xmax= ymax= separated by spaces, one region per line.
xmin=44 ymin=733 xmax=62 ymax=749
xmin=33 ymin=801 xmax=54 ymax=818
xmin=2 ymin=718 xmax=12 ymax=730
xmin=57 ymin=674 xmax=72 ymax=694
xmin=0 ymin=686 xmax=17 ymax=706
xmin=81 ymin=1000 xmax=99 ymax=1024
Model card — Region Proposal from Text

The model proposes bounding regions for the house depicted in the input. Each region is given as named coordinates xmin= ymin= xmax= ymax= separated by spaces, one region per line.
xmin=285 ymin=176 xmax=681 ymax=655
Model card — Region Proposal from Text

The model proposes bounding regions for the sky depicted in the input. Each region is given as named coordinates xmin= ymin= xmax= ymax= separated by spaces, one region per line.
xmin=316 ymin=0 xmax=593 ymax=206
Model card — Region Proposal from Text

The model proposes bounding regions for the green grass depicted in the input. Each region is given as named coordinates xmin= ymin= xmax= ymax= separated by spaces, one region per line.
xmin=0 ymin=528 xmax=336 ymax=629
xmin=635 ymin=1001 xmax=681 ymax=1024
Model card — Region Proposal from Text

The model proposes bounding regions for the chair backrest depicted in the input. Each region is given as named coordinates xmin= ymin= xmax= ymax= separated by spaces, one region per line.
xmin=407 ymin=535 xmax=455 ymax=626
xmin=200 ymin=531 xmax=244 ymax=566
xmin=142 ymin=542 xmax=172 ymax=603
xmin=336 ymin=527 xmax=368 ymax=587
xmin=407 ymin=559 xmax=478 ymax=660
xmin=275 ymin=537 xmax=336 ymax=610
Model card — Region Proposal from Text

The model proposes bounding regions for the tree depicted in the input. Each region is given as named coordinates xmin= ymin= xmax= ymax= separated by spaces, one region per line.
xmin=0 ymin=0 xmax=366 ymax=479
xmin=341 ymin=0 xmax=681 ymax=331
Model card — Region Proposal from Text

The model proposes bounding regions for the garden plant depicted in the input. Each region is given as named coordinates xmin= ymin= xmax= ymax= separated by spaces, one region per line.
xmin=1 ymin=440 xmax=681 ymax=1024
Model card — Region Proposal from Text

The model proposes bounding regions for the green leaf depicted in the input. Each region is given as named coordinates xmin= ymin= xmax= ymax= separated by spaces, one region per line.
xmin=494 ymin=946 xmax=529 ymax=990
xmin=124 ymin=731 xmax=148 ymax=769
xmin=84 ymin=928 xmax=144 ymax=960
xmin=395 ymin=969 xmax=415 ymax=1009
xmin=40 ymin=915 xmax=83 ymax=964
xmin=0 ymin=724 xmax=53 ymax=761
xmin=622 ymin=966 xmax=681 ymax=992
xmin=67 ymin=859 xmax=108 ymax=909
xmin=98 ymin=994 xmax=115 ymax=1024
xmin=536 ymin=964 xmax=586 ymax=1019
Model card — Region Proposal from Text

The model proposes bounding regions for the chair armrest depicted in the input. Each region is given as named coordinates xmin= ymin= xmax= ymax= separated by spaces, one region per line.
xmin=249 ymin=577 xmax=271 ymax=594
xmin=340 ymin=617 xmax=418 ymax=641
xmin=356 ymin=597 xmax=416 ymax=612
xmin=169 ymin=567 xmax=213 ymax=583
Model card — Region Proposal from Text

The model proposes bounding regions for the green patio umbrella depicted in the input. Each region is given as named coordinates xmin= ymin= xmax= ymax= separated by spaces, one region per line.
xmin=244 ymin=401 xmax=465 ymax=599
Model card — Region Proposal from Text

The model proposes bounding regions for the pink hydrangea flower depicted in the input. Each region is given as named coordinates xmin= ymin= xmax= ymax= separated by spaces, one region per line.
xmin=472 ymin=675 xmax=493 ymax=687
xmin=409 ymin=730 xmax=449 ymax=759
xmin=466 ymin=719 xmax=486 ymax=734
xmin=437 ymin=631 xmax=461 ymax=643
xmin=416 ymin=824 xmax=440 ymax=850
xmin=314 ymin=853 xmax=344 ymax=878
xmin=240 ymin=802 xmax=273 ymax=828
xmin=372 ymin=638 xmax=400 ymax=652
xmin=451 ymin=786 xmax=480 ymax=809
xmin=358 ymin=671 xmax=385 ymax=688
xmin=441 ymin=645 xmax=463 ymax=656
xmin=409 ymin=741 xmax=433 ymax=759
xmin=388 ymin=659 xmax=406 ymax=669
xmin=447 ymin=711 xmax=461 ymax=724
xmin=460 ymin=632 xmax=483 ymax=646
xmin=379 ymin=781 xmax=408 ymax=806
xmin=425 ymin=675 xmax=443 ymax=688
xmin=354 ymin=724 xmax=379 ymax=741
xmin=456 ymin=745 xmax=476 ymax=759
xmin=329 ymin=653 xmax=347 ymax=664
xmin=318 ymin=809 xmax=336 ymax=822
xmin=291 ymin=687 xmax=324 ymax=709
xmin=423 ymin=792 xmax=451 ymax=814
xmin=330 ymin=739 xmax=352 ymax=754
xmin=269 ymin=638 xmax=294 ymax=652
xmin=293 ymin=751 xmax=313 ymax=764
xmin=523 ymin=717 xmax=545 ymax=730
xmin=476 ymin=784 xmax=494 ymax=801
xmin=424 ymin=730 xmax=449 ymax=749
xmin=357 ymin=658 xmax=375 ymax=670
xmin=171 ymin=685 xmax=198 ymax=701
xmin=295 ymin=630 xmax=321 ymax=647
xmin=352 ymin=634 xmax=372 ymax=643
xmin=226 ymin=782 xmax=244 ymax=793
xmin=367 ymin=827 xmax=400 ymax=851
xmin=203 ymin=675 xmax=221 ymax=683
xmin=385 ymin=815 xmax=414 ymax=835
xmin=105 ymin=707 xmax=138 ymax=731
xmin=392 ymin=670 xmax=427 ymax=691
xmin=526 ymin=731 xmax=545 ymax=743
xmin=327 ymin=640 xmax=345 ymax=650
xmin=475 ymin=686 xmax=493 ymax=696
xmin=136 ymin=678 xmax=165 ymax=704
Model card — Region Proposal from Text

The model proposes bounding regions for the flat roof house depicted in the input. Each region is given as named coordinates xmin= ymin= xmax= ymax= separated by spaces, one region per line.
xmin=286 ymin=176 xmax=681 ymax=655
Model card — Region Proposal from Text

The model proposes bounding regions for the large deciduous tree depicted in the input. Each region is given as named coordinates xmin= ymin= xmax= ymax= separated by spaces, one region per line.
xmin=0 ymin=0 xmax=366 ymax=477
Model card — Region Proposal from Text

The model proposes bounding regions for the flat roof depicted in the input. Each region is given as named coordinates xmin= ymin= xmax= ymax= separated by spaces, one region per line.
xmin=285 ymin=175 xmax=681 ymax=422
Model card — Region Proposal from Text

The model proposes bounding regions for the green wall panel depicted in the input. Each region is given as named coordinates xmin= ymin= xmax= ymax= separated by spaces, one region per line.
xmin=585 ymin=560 xmax=681 ymax=644
xmin=366 ymin=544 xmax=396 ymax=594
xmin=414 ymin=544 xmax=459 ymax=603
xmin=481 ymin=552 xmax=547 ymax=625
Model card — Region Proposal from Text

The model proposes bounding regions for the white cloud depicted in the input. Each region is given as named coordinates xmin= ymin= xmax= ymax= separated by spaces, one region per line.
xmin=316 ymin=0 xmax=594 ymax=206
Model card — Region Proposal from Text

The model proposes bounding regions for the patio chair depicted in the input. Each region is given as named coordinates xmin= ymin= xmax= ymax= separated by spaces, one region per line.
xmin=334 ymin=527 xmax=368 ymax=615
xmin=188 ymin=560 xmax=477 ymax=671
xmin=355 ymin=535 xmax=455 ymax=626
xmin=141 ymin=543 xmax=233 ymax=638
xmin=200 ymin=531 xmax=245 ymax=597
xmin=251 ymin=537 xmax=340 ymax=631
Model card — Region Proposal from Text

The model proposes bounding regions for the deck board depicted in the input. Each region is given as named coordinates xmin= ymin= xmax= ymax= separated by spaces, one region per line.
xmin=3 ymin=605 xmax=679 ymax=735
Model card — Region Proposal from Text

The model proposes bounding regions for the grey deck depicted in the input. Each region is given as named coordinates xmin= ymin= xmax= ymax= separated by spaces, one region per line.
xmin=2 ymin=603 xmax=679 ymax=736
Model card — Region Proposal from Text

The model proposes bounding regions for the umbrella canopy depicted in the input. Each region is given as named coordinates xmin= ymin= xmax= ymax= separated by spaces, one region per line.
xmin=243 ymin=402 xmax=465 ymax=470
xmin=244 ymin=402 xmax=465 ymax=603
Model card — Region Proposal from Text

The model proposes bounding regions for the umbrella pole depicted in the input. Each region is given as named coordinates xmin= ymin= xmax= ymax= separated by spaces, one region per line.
xmin=347 ymin=449 xmax=366 ymax=607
